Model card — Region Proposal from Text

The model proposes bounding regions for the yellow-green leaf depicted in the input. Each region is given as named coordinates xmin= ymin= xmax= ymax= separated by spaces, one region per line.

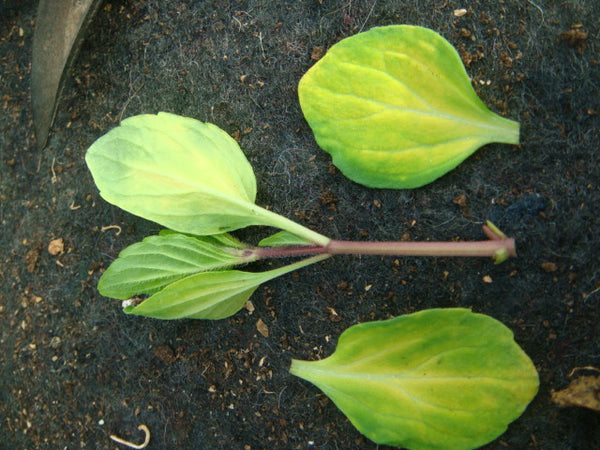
xmin=290 ymin=308 xmax=539 ymax=450
xmin=85 ymin=113 xmax=329 ymax=245
xmin=125 ymin=255 xmax=330 ymax=320
xmin=99 ymin=232 xmax=253 ymax=299
xmin=299 ymin=25 xmax=520 ymax=189
xmin=86 ymin=112 xmax=260 ymax=235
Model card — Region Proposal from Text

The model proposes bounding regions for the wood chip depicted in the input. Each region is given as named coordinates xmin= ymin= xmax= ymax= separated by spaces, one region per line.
xmin=256 ymin=318 xmax=269 ymax=338
xmin=551 ymin=376 xmax=600 ymax=411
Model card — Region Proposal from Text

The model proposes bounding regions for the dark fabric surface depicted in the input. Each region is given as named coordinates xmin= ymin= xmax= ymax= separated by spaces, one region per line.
xmin=1 ymin=1 xmax=598 ymax=448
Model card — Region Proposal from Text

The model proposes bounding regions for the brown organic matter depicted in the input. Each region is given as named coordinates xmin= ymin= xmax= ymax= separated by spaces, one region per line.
xmin=552 ymin=376 xmax=600 ymax=411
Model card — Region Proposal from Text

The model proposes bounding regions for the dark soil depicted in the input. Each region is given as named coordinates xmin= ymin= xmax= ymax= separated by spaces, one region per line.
xmin=1 ymin=1 xmax=599 ymax=449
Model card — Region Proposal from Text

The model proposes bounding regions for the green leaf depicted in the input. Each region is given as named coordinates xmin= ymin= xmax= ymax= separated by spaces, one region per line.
xmin=125 ymin=255 xmax=330 ymax=320
xmin=86 ymin=113 xmax=330 ymax=245
xmin=290 ymin=308 xmax=539 ymax=450
xmin=85 ymin=112 xmax=258 ymax=234
xmin=159 ymin=229 xmax=248 ymax=249
xmin=99 ymin=232 xmax=254 ymax=299
xmin=299 ymin=25 xmax=520 ymax=189
xmin=258 ymin=231 xmax=315 ymax=247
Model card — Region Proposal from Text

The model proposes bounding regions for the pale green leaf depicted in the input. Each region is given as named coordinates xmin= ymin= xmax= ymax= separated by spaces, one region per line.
xmin=125 ymin=254 xmax=330 ymax=320
xmin=299 ymin=25 xmax=520 ymax=189
xmin=85 ymin=112 xmax=257 ymax=235
xmin=258 ymin=231 xmax=315 ymax=247
xmin=85 ymin=113 xmax=330 ymax=245
xmin=290 ymin=308 xmax=539 ymax=450
xmin=125 ymin=270 xmax=267 ymax=320
xmin=99 ymin=232 xmax=254 ymax=299
xmin=158 ymin=229 xmax=247 ymax=248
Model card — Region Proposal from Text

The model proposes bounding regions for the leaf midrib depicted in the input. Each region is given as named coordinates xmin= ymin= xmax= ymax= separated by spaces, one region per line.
xmin=310 ymin=86 xmax=506 ymax=136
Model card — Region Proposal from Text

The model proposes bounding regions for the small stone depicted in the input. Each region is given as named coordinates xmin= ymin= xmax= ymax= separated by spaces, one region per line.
xmin=48 ymin=238 xmax=64 ymax=256
xmin=50 ymin=336 xmax=62 ymax=349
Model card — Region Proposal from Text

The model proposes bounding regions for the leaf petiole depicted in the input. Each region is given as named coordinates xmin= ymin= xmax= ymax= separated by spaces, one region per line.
xmin=250 ymin=206 xmax=331 ymax=246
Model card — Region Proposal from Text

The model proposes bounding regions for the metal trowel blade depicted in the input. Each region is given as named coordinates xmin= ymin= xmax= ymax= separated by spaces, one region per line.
xmin=31 ymin=0 xmax=102 ymax=149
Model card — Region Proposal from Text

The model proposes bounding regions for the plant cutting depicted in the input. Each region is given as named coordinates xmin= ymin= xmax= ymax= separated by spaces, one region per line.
xmin=86 ymin=112 xmax=516 ymax=319
xmin=291 ymin=308 xmax=540 ymax=450
xmin=299 ymin=25 xmax=520 ymax=189
xmin=82 ymin=31 xmax=535 ymax=449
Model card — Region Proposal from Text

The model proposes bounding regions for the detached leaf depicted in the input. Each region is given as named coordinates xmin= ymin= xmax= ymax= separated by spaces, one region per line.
xmin=99 ymin=232 xmax=253 ymax=299
xmin=299 ymin=25 xmax=520 ymax=189
xmin=86 ymin=113 xmax=329 ymax=245
xmin=126 ymin=255 xmax=329 ymax=320
xmin=290 ymin=308 xmax=539 ymax=450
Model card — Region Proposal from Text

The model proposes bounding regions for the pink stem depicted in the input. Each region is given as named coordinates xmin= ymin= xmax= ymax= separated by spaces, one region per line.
xmin=252 ymin=226 xmax=516 ymax=260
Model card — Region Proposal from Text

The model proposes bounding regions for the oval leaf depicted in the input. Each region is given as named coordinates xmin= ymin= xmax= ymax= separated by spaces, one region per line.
xmin=290 ymin=308 xmax=539 ymax=450
xmin=86 ymin=112 xmax=262 ymax=235
xmin=126 ymin=254 xmax=330 ymax=320
xmin=99 ymin=232 xmax=254 ymax=299
xmin=126 ymin=270 xmax=267 ymax=320
xmin=299 ymin=25 xmax=520 ymax=189
xmin=86 ymin=113 xmax=330 ymax=245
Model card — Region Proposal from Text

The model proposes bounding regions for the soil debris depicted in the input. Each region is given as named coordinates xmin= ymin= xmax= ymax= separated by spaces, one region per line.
xmin=551 ymin=376 xmax=600 ymax=411
xmin=256 ymin=318 xmax=269 ymax=338
xmin=559 ymin=25 xmax=588 ymax=54
xmin=47 ymin=238 xmax=64 ymax=256
xmin=541 ymin=262 xmax=558 ymax=273
xmin=24 ymin=245 xmax=41 ymax=273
